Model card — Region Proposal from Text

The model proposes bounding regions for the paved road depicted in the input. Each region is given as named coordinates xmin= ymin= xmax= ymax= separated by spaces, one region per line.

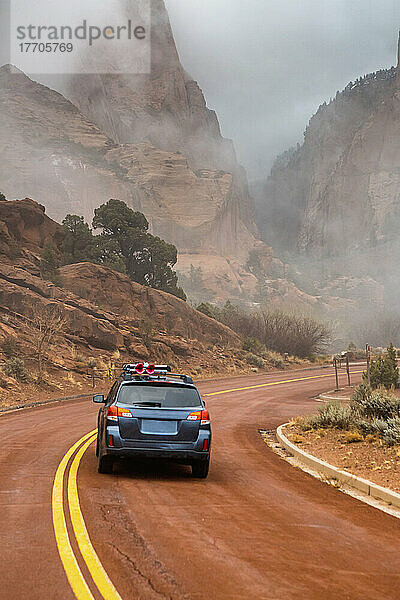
xmin=1 ymin=367 xmax=400 ymax=600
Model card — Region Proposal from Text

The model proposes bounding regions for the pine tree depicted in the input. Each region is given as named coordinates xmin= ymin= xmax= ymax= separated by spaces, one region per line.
xmin=365 ymin=343 xmax=399 ymax=389
xmin=62 ymin=214 xmax=96 ymax=264
xmin=93 ymin=199 xmax=186 ymax=300
xmin=40 ymin=242 xmax=62 ymax=286
xmin=61 ymin=200 xmax=187 ymax=300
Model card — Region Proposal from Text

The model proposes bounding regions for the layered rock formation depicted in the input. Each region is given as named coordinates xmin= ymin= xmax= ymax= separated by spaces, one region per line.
xmin=260 ymin=36 xmax=400 ymax=311
xmin=62 ymin=0 xmax=240 ymax=174
xmin=0 ymin=197 xmax=63 ymax=271
xmin=0 ymin=63 xmax=258 ymax=279
xmin=0 ymin=0 xmax=328 ymax=306
xmin=0 ymin=197 xmax=246 ymax=379
xmin=59 ymin=0 xmax=255 ymax=241
xmin=53 ymin=0 xmax=260 ymax=295
xmin=0 ymin=65 xmax=134 ymax=223
xmin=262 ymin=65 xmax=398 ymax=256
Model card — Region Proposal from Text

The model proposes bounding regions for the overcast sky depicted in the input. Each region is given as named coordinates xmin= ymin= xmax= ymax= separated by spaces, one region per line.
xmin=165 ymin=0 xmax=400 ymax=180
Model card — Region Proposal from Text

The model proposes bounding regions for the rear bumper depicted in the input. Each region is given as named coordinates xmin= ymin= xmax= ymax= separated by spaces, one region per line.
xmin=102 ymin=426 xmax=211 ymax=463
xmin=105 ymin=447 xmax=210 ymax=462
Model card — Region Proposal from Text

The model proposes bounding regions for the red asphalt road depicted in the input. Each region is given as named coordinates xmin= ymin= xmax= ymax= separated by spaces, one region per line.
xmin=1 ymin=367 xmax=400 ymax=600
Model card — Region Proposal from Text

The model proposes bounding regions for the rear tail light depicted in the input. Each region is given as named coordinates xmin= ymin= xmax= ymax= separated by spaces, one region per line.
xmin=117 ymin=408 xmax=133 ymax=418
xmin=146 ymin=364 xmax=155 ymax=375
xmin=108 ymin=434 xmax=114 ymax=447
xmin=187 ymin=411 xmax=201 ymax=421
xmin=107 ymin=405 xmax=118 ymax=421
xmin=107 ymin=406 xmax=133 ymax=420
xmin=135 ymin=363 xmax=145 ymax=374
xmin=187 ymin=410 xmax=210 ymax=425
xmin=201 ymin=410 xmax=210 ymax=425
xmin=203 ymin=439 xmax=209 ymax=451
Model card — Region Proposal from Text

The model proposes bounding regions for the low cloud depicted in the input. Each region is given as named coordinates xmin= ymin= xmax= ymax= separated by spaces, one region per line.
xmin=165 ymin=0 xmax=400 ymax=179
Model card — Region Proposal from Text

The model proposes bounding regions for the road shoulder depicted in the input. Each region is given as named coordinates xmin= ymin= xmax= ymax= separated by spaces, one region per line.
xmin=260 ymin=425 xmax=400 ymax=519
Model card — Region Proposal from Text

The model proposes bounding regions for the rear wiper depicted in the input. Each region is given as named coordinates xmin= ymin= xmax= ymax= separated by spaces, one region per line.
xmin=131 ymin=402 xmax=162 ymax=408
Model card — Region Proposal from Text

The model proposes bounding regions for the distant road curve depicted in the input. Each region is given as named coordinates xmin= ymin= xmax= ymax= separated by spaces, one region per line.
xmin=3 ymin=367 xmax=400 ymax=600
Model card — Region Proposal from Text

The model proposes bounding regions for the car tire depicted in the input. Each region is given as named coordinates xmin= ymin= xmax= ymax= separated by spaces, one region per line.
xmin=191 ymin=459 xmax=209 ymax=478
xmin=98 ymin=454 xmax=114 ymax=474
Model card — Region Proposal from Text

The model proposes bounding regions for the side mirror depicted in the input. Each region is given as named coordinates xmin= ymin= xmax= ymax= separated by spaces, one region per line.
xmin=93 ymin=394 xmax=105 ymax=404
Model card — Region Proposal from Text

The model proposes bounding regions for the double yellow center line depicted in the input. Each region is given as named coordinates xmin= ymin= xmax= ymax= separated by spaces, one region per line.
xmin=52 ymin=429 xmax=123 ymax=600
xmin=52 ymin=368 xmax=363 ymax=599
xmin=204 ymin=370 xmax=364 ymax=396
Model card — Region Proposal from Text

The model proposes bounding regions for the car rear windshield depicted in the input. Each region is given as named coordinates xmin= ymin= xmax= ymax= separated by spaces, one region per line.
xmin=117 ymin=384 xmax=202 ymax=408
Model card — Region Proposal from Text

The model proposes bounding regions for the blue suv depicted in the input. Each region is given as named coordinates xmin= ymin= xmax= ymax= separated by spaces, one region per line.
xmin=94 ymin=363 xmax=211 ymax=478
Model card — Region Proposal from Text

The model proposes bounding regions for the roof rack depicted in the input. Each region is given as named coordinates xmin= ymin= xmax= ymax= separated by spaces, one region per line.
xmin=121 ymin=363 xmax=193 ymax=384
xmin=122 ymin=363 xmax=171 ymax=375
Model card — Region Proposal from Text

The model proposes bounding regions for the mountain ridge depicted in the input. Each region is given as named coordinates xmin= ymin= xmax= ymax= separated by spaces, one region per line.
xmin=0 ymin=0 xmax=265 ymax=303
xmin=258 ymin=35 xmax=400 ymax=314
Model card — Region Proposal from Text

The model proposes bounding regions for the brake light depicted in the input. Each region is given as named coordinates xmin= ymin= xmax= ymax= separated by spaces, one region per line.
xmin=117 ymin=407 xmax=133 ymax=418
xmin=203 ymin=439 xmax=209 ymax=451
xmin=135 ymin=363 xmax=145 ymax=374
xmin=107 ymin=406 xmax=133 ymax=420
xmin=187 ymin=411 xmax=201 ymax=421
xmin=108 ymin=434 xmax=114 ymax=447
xmin=146 ymin=364 xmax=155 ymax=375
xmin=107 ymin=405 xmax=118 ymax=421
xmin=187 ymin=410 xmax=210 ymax=425
xmin=201 ymin=410 xmax=210 ymax=425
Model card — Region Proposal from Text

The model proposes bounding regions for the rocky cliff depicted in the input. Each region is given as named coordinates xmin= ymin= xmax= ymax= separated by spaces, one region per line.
xmin=0 ymin=65 xmax=134 ymax=223
xmin=63 ymin=0 xmax=241 ymax=175
xmin=0 ymin=63 xmax=259 ymax=293
xmin=0 ymin=0 xmax=327 ymax=306
xmin=260 ymin=37 xmax=400 ymax=310
xmin=262 ymin=65 xmax=398 ymax=255
xmin=58 ymin=0 xmax=256 ymax=244
xmin=0 ymin=64 xmax=349 ymax=310
xmin=0 ymin=198 xmax=251 ymax=393
xmin=54 ymin=0 xmax=261 ymax=297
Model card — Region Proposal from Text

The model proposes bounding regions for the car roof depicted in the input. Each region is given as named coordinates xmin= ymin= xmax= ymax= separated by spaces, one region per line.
xmin=117 ymin=377 xmax=197 ymax=389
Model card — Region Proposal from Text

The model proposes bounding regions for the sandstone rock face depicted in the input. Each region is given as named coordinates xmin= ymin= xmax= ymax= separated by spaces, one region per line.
xmin=105 ymin=142 xmax=256 ymax=258
xmin=298 ymin=78 xmax=400 ymax=255
xmin=262 ymin=66 xmax=398 ymax=255
xmin=0 ymin=62 xmax=261 ymax=299
xmin=0 ymin=263 xmax=126 ymax=350
xmin=0 ymin=65 xmax=135 ymax=225
xmin=2 ymin=63 xmax=276 ymax=306
xmin=63 ymin=0 xmax=239 ymax=174
xmin=59 ymin=262 xmax=238 ymax=346
xmin=0 ymin=65 xmax=251 ymax=252
xmin=176 ymin=254 xmax=259 ymax=304
xmin=0 ymin=198 xmax=241 ymax=370
xmin=57 ymin=0 xmax=259 ymax=268
xmin=0 ymin=197 xmax=62 ymax=254
xmin=260 ymin=43 xmax=400 ymax=310
xmin=0 ymin=1 xmax=317 ymax=305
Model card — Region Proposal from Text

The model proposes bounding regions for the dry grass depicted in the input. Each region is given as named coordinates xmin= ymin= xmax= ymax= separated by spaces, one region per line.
xmin=344 ymin=431 xmax=364 ymax=443
xmin=65 ymin=372 xmax=82 ymax=387
xmin=290 ymin=433 xmax=306 ymax=444
xmin=285 ymin=423 xmax=400 ymax=493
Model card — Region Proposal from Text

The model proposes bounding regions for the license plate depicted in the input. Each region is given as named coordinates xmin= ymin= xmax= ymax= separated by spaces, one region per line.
xmin=140 ymin=419 xmax=178 ymax=435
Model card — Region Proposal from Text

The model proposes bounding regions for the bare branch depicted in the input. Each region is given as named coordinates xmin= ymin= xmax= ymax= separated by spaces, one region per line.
xmin=28 ymin=303 xmax=67 ymax=380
